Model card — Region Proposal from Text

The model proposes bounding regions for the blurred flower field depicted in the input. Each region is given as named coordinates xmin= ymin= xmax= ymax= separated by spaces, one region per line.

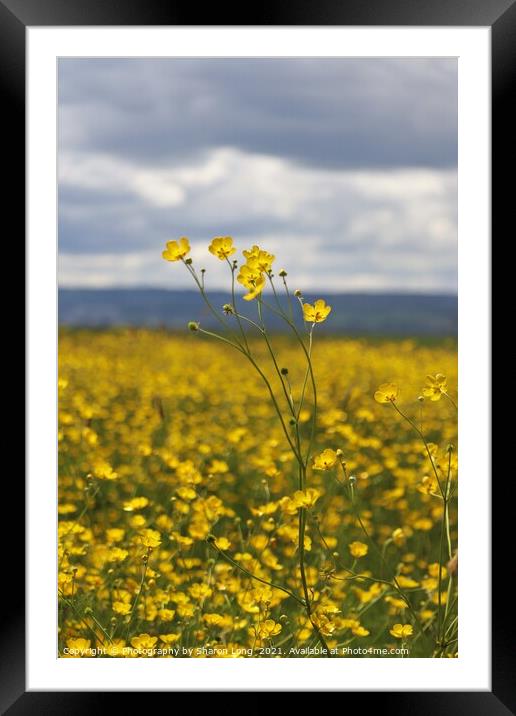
xmin=58 ymin=328 xmax=457 ymax=658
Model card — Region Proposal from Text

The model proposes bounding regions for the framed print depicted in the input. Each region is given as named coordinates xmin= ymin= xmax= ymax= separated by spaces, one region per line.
xmin=4 ymin=0 xmax=510 ymax=709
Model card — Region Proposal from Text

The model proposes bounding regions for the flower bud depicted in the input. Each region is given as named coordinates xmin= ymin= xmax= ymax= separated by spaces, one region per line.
xmin=294 ymin=289 xmax=303 ymax=297
xmin=188 ymin=321 xmax=199 ymax=332
xmin=279 ymin=269 xmax=287 ymax=277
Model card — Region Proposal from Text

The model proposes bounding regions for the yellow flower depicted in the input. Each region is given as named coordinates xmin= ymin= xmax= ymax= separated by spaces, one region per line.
xmin=291 ymin=488 xmax=321 ymax=510
xmin=413 ymin=517 xmax=433 ymax=531
xmin=106 ymin=528 xmax=125 ymax=543
xmin=176 ymin=486 xmax=197 ymax=501
xmin=420 ymin=610 xmax=435 ymax=622
xmin=162 ymin=237 xmax=190 ymax=262
xmin=242 ymin=245 xmax=275 ymax=273
xmin=123 ymin=496 xmax=149 ymax=512
xmin=214 ymin=536 xmax=231 ymax=551
xmin=427 ymin=562 xmax=447 ymax=579
xmin=389 ymin=623 xmax=413 ymax=639
xmin=422 ymin=374 xmax=448 ymax=401
xmin=188 ymin=582 xmax=213 ymax=600
xmin=312 ymin=448 xmax=337 ymax=471
xmin=138 ymin=528 xmax=162 ymax=548
xmin=351 ymin=624 xmax=370 ymax=637
xmin=257 ymin=619 xmax=282 ymax=638
xmin=112 ymin=601 xmax=132 ymax=615
xmin=431 ymin=591 xmax=448 ymax=606
xmin=311 ymin=613 xmax=336 ymax=636
xmin=392 ymin=528 xmax=406 ymax=547
xmin=160 ymin=633 xmax=181 ymax=645
xmin=385 ymin=595 xmax=407 ymax=611
xmin=107 ymin=547 xmax=128 ymax=562
xmin=92 ymin=460 xmax=118 ymax=480
xmin=66 ymin=637 xmax=91 ymax=656
xmin=237 ymin=261 xmax=266 ymax=301
xmin=261 ymin=548 xmax=283 ymax=570
xmin=209 ymin=236 xmax=236 ymax=260
xmin=202 ymin=613 xmax=225 ymax=627
xmin=130 ymin=633 xmax=158 ymax=650
xmin=158 ymin=608 xmax=176 ymax=621
xmin=396 ymin=575 xmax=419 ymax=589
xmin=129 ymin=514 xmax=146 ymax=528
xmin=418 ymin=475 xmax=440 ymax=496
xmin=349 ymin=541 xmax=368 ymax=558
xmin=303 ymin=299 xmax=332 ymax=323
xmin=374 ymin=383 xmax=399 ymax=404
xmin=106 ymin=639 xmax=127 ymax=657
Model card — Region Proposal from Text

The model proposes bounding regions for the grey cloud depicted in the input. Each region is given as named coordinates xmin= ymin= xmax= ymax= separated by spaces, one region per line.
xmin=58 ymin=59 xmax=457 ymax=293
xmin=58 ymin=58 xmax=457 ymax=170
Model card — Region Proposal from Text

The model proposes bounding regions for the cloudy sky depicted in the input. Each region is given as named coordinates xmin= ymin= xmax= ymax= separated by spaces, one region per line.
xmin=58 ymin=58 xmax=457 ymax=293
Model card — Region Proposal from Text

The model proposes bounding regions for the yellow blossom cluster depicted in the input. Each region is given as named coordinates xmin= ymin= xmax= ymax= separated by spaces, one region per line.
xmin=59 ymin=326 xmax=457 ymax=658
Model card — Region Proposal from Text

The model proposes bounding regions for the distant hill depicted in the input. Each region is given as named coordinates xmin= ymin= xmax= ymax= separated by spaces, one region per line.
xmin=58 ymin=289 xmax=457 ymax=336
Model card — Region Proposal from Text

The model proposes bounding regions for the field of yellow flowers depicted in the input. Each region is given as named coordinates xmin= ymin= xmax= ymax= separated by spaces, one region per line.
xmin=58 ymin=325 xmax=457 ymax=658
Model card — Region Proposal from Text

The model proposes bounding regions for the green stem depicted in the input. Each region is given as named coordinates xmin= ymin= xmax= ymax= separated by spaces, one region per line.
xmin=296 ymin=511 xmax=334 ymax=657
xmin=182 ymin=258 xmax=245 ymax=351
xmin=89 ymin=612 xmax=112 ymax=644
xmin=125 ymin=556 xmax=149 ymax=638
xmin=198 ymin=327 xmax=246 ymax=354
xmin=444 ymin=392 xmax=458 ymax=411
xmin=390 ymin=401 xmax=445 ymax=498
xmin=437 ymin=450 xmax=454 ymax=650
xmin=282 ymin=275 xmax=295 ymax=323
xmin=59 ymin=592 xmax=106 ymax=647
xmin=261 ymin=290 xmax=318 ymax=468
xmin=262 ymin=280 xmax=331 ymax=656
xmin=344 ymin=472 xmax=429 ymax=644
xmin=257 ymin=297 xmax=296 ymax=418
xmin=226 ymin=257 xmax=250 ymax=353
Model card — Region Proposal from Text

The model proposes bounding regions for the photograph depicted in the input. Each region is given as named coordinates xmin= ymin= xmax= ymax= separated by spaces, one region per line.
xmin=57 ymin=57 xmax=458 ymax=659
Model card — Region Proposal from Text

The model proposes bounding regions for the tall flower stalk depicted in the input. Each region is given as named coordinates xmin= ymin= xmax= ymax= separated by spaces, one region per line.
xmin=374 ymin=378 xmax=458 ymax=655
xmin=162 ymin=235 xmax=334 ymax=654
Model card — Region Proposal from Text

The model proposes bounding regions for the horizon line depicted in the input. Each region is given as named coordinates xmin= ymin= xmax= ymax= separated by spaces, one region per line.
xmin=58 ymin=286 xmax=458 ymax=297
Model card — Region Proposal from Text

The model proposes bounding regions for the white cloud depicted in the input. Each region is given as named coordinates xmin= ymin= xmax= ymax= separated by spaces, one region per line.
xmin=59 ymin=147 xmax=456 ymax=292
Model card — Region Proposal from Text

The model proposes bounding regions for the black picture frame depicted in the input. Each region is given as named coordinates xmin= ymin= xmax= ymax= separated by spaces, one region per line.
xmin=5 ymin=0 xmax=508 ymax=710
